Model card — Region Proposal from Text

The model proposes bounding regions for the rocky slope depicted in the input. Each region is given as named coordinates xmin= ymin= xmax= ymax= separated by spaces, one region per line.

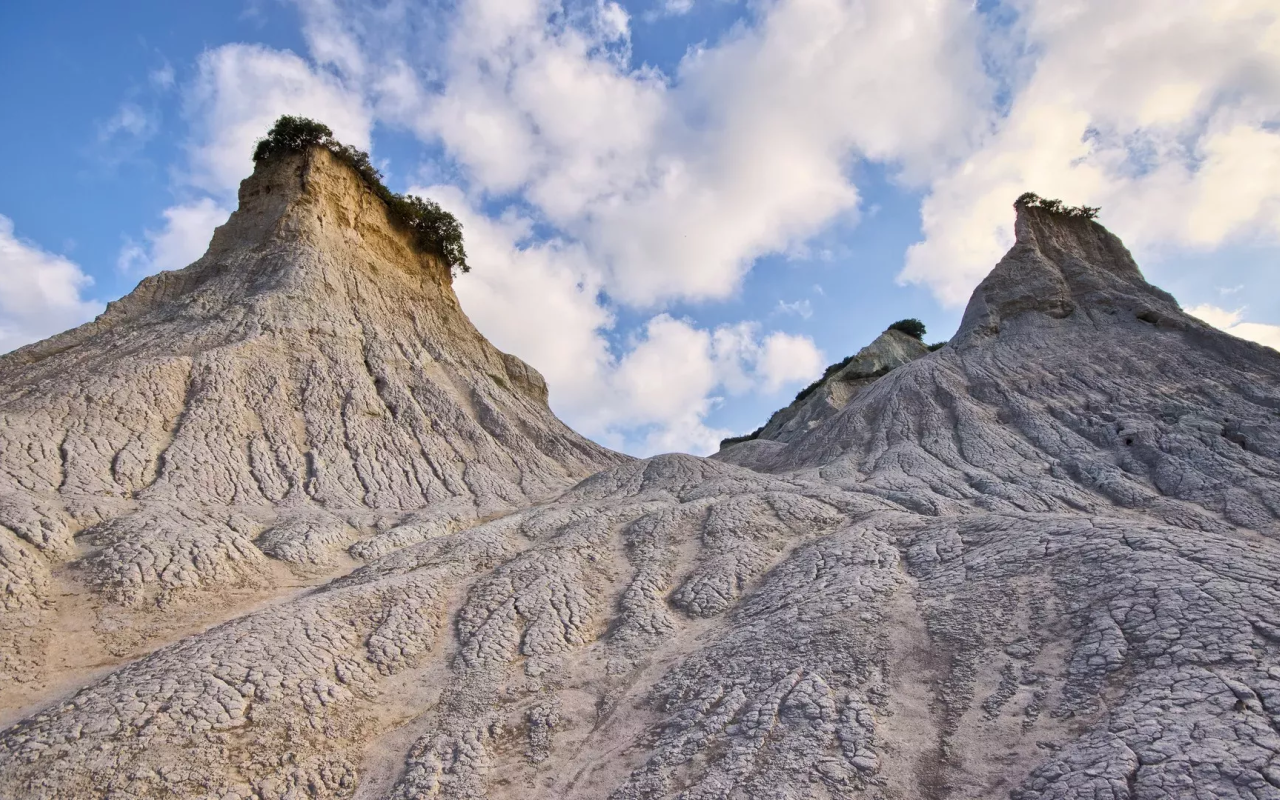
xmin=2 ymin=172 xmax=1280 ymax=800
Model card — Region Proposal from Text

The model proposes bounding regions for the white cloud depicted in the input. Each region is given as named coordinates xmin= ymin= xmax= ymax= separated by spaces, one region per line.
xmin=757 ymin=331 xmax=825 ymax=393
xmin=118 ymin=198 xmax=231 ymax=276
xmin=0 ymin=215 xmax=104 ymax=354
xmin=1187 ymin=304 xmax=1280 ymax=351
xmin=902 ymin=0 xmax=1280 ymax=305
xmin=601 ymin=315 xmax=824 ymax=455
xmin=183 ymin=43 xmax=372 ymax=195
xmin=428 ymin=184 xmax=823 ymax=455
xmin=570 ymin=0 xmax=986 ymax=304
xmin=776 ymin=299 xmax=812 ymax=319
xmin=298 ymin=0 xmax=988 ymax=306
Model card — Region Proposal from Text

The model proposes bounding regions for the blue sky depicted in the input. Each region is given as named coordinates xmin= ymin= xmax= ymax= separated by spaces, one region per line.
xmin=2 ymin=0 xmax=1278 ymax=456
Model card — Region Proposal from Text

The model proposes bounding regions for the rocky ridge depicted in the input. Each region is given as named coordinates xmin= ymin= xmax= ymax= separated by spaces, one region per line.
xmin=1 ymin=170 xmax=1279 ymax=800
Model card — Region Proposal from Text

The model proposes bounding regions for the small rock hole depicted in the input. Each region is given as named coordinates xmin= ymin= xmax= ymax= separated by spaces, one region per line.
xmin=1124 ymin=437 xmax=1134 ymax=446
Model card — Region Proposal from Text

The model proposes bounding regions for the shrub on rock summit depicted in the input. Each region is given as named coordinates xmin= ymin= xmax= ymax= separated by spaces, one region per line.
xmin=253 ymin=115 xmax=470 ymax=275
xmin=1015 ymin=192 xmax=1100 ymax=220
xmin=888 ymin=318 xmax=927 ymax=340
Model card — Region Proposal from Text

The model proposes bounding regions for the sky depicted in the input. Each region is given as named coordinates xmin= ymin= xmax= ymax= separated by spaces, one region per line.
xmin=1 ymin=0 xmax=1278 ymax=457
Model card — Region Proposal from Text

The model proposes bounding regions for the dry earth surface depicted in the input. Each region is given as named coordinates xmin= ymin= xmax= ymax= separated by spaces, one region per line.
xmin=1 ymin=148 xmax=1279 ymax=800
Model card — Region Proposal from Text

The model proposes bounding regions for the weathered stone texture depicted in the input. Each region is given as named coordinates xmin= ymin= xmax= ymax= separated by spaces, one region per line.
xmin=1 ymin=173 xmax=1278 ymax=800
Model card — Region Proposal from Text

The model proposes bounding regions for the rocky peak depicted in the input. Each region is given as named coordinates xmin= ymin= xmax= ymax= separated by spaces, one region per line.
xmin=0 ymin=142 xmax=625 ymax=622
xmin=956 ymin=202 xmax=1183 ymax=341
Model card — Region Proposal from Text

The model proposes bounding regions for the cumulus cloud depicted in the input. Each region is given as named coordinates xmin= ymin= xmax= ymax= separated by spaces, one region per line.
xmin=902 ymin=0 xmax=1280 ymax=305
xmin=598 ymin=315 xmax=824 ymax=455
xmin=0 ymin=215 xmax=103 ymax=354
xmin=118 ymin=198 xmax=231 ymax=275
xmin=756 ymin=331 xmax=825 ymax=393
xmin=1187 ymin=304 xmax=1280 ymax=351
xmin=296 ymin=0 xmax=988 ymax=305
xmin=427 ymin=185 xmax=822 ymax=454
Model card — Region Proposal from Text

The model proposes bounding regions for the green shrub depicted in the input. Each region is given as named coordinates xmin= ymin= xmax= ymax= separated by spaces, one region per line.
xmin=719 ymin=426 xmax=765 ymax=449
xmin=888 ymin=318 xmax=927 ymax=340
xmin=253 ymin=115 xmax=470 ymax=275
xmin=927 ymin=341 xmax=947 ymax=351
xmin=1014 ymin=192 xmax=1100 ymax=220
xmin=252 ymin=115 xmax=334 ymax=161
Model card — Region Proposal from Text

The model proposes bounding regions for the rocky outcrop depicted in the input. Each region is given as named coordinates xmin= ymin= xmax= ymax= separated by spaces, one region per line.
xmin=715 ymin=327 xmax=929 ymax=467
xmin=2 ymin=194 xmax=1280 ymax=800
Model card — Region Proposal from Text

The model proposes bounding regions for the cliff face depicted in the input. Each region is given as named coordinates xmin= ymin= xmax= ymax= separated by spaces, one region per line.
xmin=3 ymin=192 xmax=1280 ymax=800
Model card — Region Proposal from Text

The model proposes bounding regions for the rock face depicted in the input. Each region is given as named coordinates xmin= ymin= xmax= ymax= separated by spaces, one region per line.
xmin=2 ymin=181 xmax=1280 ymax=800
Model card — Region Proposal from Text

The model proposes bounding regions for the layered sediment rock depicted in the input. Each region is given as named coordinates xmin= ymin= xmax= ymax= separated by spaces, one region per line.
xmin=2 ymin=178 xmax=1279 ymax=800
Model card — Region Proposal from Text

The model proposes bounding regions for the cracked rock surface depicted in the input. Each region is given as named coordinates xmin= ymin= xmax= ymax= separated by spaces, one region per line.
xmin=2 ymin=172 xmax=1280 ymax=800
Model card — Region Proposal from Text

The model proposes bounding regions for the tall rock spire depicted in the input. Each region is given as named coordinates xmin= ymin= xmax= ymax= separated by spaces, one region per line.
xmin=956 ymin=202 xmax=1184 ymax=340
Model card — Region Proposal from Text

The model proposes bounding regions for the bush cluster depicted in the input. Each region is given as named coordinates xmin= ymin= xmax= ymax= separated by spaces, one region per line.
xmin=719 ymin=425 xmax=765 ymax=449
xmin=888 ymin=318 xmax=927 ymax=340
xmin=253 ymin=116 xmax=469 ymax=275
xmin=1014 ymin=192 xmax=1100 ymax=220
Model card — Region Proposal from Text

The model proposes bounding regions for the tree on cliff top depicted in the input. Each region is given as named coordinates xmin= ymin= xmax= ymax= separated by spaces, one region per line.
xmin=889 ymin=318 xmax=927 ymax=340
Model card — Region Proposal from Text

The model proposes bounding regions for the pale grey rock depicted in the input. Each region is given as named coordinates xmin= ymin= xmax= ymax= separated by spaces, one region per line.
xmin=2 ymin=184 xmax=1280 ymax=800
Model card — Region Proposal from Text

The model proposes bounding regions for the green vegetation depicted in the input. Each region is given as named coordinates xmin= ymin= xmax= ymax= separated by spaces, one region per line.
xmin=253 ymin=115 xmax=469 ymax=275
xmin=1014 ymin=192 xmax=1100 ymax=220
xmin=719 ymin=425 xmax=765 ymax=449
xmin=888 ymin=318 xmax=927 ymax=340
xmin=928 ymin=341 xmax=947 ymax=351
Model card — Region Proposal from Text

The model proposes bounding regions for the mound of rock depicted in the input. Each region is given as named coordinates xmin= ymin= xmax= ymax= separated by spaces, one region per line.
xmin=2 ymin=180 xmax=1279 ymax=800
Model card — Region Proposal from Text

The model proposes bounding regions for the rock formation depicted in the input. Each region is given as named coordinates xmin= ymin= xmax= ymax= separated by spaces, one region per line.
xmin=715 ymin=326 xmax=929 ymax=468
xmin=2 ymin=158 xmax=1279 ymax=800
xmin=0 ymin=146 xmax=624 ymax=717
